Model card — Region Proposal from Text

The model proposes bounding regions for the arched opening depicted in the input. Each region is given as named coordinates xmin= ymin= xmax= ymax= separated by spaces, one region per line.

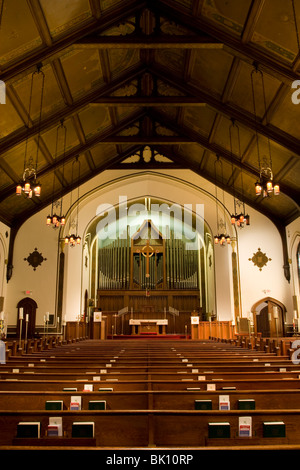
xmin=17 ymin=298 xmax=38 ymax=339
xmin=83 ymin=196 xmax=216 ymax=336
xmin=251 ymin=297 xmax=286 ymax=338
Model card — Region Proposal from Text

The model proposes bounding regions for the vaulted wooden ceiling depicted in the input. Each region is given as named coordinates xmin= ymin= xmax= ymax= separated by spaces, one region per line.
xmin=0 ymin=0 xmax=299 ymax=231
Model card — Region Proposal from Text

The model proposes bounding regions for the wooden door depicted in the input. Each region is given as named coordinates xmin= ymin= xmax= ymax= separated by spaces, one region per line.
xmin=17 ymin=298 xmax=37 ymax=339
xmin=256 ymin=306 xmax=270 ymax=337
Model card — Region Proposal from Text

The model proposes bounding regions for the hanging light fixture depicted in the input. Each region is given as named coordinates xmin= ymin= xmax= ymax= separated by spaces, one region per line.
xmin=64 ymin=156 xmax=81 ymax=247
xmin=46 ymin=120 xmax=66 ymax=228
xmin=214 ymin=156 xmax=231 ymax=246
xmin=250 ymin=63 xmax=280 ymax=198
xmin=16 ymin=64 xmax=45 ymax=199
xmin=229 ymin=119 xmax=250 ymax=228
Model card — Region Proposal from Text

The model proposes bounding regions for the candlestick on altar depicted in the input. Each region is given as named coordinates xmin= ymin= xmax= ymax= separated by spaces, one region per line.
xmin=25 ymin=314 xmax=29 ymax=352
xmin=18 ymin=308 xmax=23 ymax=351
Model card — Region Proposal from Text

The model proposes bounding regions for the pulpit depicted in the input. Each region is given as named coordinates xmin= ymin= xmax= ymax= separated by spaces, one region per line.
xmin=191 ymin=315 xmax=199 ymax=339
xmin=92 ymin=311 xmax=106 ymax=339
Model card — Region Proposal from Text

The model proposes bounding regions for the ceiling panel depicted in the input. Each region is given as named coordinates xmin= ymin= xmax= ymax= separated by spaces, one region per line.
xmin=0 ymin=1 xmax=42 ymax=66
xmin=39 ymin=0 xmax=92 ymax=38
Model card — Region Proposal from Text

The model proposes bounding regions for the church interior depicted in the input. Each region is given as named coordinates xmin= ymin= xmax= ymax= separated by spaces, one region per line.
xmin=0 ymin=0 xmax=299 ymax=453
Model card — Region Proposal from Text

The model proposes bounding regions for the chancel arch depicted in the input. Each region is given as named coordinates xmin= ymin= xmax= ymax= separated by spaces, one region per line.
xmin=60 ymin=171 xmax=236 ymax=332
xmin=83 ymin=195 xmax=216 ymax=336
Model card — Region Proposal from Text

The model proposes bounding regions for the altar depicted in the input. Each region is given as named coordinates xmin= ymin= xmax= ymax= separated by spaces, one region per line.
xmin=129 ymin=318 xmax=168 ymax=335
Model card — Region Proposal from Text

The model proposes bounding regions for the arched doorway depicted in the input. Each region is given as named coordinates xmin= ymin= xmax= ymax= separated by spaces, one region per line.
xmin=16 ymin=298 xmax=37 ymax=339
xmin=251 ymin=297 xmax=286 ymax=337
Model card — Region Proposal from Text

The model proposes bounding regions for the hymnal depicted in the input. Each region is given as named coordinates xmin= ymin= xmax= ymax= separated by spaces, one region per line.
xmin=195 ymin=399 xmax=212 ymax=410
xmin=49 ymin=417 xmax=62 ymax=437
xmin=238 ymin=399 xmax=255 ymax=410
xmin=219 ymin=395 xmax=230 ymax=410
xmin=72 ymin=422 xmax=95 ymax=438
xmin=208 ymin=422 xmax=230 ymax=438
xmin=17 ymin=422 xmax=40 ymax=438
xmin=84 ymin=384 xmax=93 ymax=392
xmin=70 ymin=396 xmax=81 ymax=410
xmin=45 ymin=400 xmax=63 ymax=410
xmin=88 ymin=400 xmax=106 ymax=410
xmin=239 ymin=417 xmax=252 ymax=437
xmin=207 ymin=384 xmax=216 ymax=391
xmin=263 ymin=421 xmax=286 ymax=438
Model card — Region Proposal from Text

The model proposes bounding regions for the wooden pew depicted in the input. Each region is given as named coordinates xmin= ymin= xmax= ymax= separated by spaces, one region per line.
xmin=0 ymin=409 xmax=300 ymax=448
xmin=1 ymin=338 xmax=300 ymax=449
xmin=0 ymin=388 xmax=300 ymax=411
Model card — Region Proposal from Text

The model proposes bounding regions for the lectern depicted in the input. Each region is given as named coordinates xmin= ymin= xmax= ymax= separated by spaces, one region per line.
xmin=191 ymin=315 xmax=199 ymax=339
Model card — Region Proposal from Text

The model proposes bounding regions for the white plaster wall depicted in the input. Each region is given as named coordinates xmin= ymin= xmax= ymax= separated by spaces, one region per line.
xmin=237 ymin=207 xmax=294 ymax=321
xmin=0 ymin=222 xmax=10 ymax=333
xmin=286 ymin=217 xmax=300 ymax=315
xmin=5 ymin=205 xmax=60 ymax=328
xmin=4 ymin=168 xmax=296 ymax=330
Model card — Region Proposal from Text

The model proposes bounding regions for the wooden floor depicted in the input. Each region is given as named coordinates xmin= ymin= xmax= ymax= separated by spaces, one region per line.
xmin=1 ymin=337 xmax=300 ymax=457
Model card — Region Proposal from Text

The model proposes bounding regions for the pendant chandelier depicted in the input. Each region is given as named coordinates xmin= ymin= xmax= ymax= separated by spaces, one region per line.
xmin=64 ymin=156 xmax=81 ymax=247
xmin=250 ymin=63 xmax=280 ymax=198
xmin=46 ymin=121 xmax=66 ymax=228
xmin=214 ymin=156 xmax=231 ymax=246
xmin=16 ymin=65 xmax=45 ymax=199
xmin=229 ymin=119 xmax=250 ymax=228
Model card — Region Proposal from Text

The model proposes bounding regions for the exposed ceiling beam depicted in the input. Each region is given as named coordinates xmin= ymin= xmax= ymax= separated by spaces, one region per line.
xmin=74 ymin=34 xmax=223 ymax=49
xmin=156 ymin=0 xmax=300 ymax=83
xmin=155 ymin=144 xmax=285 ymax=226
xmin=0 ymin=0 xmax=147 ymax=84
xmin=8 ymin=145 xmax=146 ymax=228
xmin=241 ymin=0 xmax=265 ymax=43
xmin=91 ymin=96 xmax=206 ymax=106
xmin=0 ymin=110 xmax=148 ymax=201
xmin=150 ymin=64 xmax=300 ymax=157
xmin=147 ymin=108 xmax=300 ymax=207
xmin=0 ymin=64 xmax=148 ymax=155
